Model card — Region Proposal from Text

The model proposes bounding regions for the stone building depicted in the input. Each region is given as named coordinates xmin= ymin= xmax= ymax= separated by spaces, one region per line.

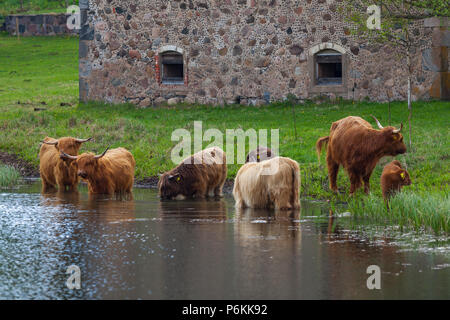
xmin=78 ymin=0 xmax=449 ymax=106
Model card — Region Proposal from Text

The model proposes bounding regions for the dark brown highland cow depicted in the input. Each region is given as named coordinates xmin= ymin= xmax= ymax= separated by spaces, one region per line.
xmin=381 ymin=160 xmax=411 ymax=201
xmin=60 ymin=147 xmax=135 ymax=196
xmin=39 ymin=136 xmax=92 ymax=193
xmin=246 ymin=146 xmax=274 ymax=163
xmin=158 ymin=147 xmax=227 ymax=200
xmin=316 ymin=115 xmax=406 ymax=195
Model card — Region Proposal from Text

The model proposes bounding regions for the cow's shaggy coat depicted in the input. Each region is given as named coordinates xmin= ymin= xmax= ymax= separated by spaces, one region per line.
xmin=158 ymin=147 xmax=227 ymax=200
xmin=316 ymin=116 xmax=407 ymax=195
xmin=61 ymin=147 xmax=135 ymax=196
xmin=233 ymin=156 xmax=300 ymax=210
xmin=246 ymin=146 xmax=274 ymax=163
xmin=381 ymin=160 xmax=411 ymax=201
xmin=39 ymin=136 xmax=91 ymax=193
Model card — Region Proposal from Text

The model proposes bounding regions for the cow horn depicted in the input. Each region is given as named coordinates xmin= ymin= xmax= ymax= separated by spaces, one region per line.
xmin=60 ymin=151 xmax=78 ymax=160
xmin=42 ymin=140 xmax=58 ymax=145
xmin=370 ymin=115 xmax=384 ymax=129
xmin=392 ymin=123 xmax=403 ymax=133
xmin=75 ymin=137 xmax=93 ymax=143
xmin=94 ymin=146 xmax=110 ymax=159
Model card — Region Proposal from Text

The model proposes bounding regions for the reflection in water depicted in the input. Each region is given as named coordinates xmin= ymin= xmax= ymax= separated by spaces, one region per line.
xmin=0 ymin=181 xmax=449 ymax=299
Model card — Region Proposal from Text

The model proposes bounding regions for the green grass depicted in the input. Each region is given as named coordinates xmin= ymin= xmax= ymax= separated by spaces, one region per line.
xmin=348 ymin=191 xmax=450 ymax=234
xmin=0 ymin=165 xmax=21 ymax=187
xmin=0 ymin=34 xmax=448 ymax=232
xmin=0 ymin=33 xmax=78 ymax=107
xmin=0 ymin=0 xmax=77 ymax=16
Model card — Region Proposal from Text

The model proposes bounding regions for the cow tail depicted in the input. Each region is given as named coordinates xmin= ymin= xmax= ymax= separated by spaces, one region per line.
xmin=315 ymin=136 xmax=329 ymax=164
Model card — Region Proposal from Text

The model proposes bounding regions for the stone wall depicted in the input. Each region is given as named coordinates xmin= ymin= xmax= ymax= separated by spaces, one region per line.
xmin=423 ymin=17 xmax=450 ymax=100
xmin=4 ymin=14 xmax=78 ymax=36
xmin=79 ymin=0 xmax=447 ymax=107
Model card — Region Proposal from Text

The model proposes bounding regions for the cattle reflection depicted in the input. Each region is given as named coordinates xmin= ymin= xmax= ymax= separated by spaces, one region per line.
xmin=234 ymin=207 xmax=302 ymax=243
xmin=315 ymin=212 xmax=407 ymax=299
xmin=80 ymin=194 xmax=136 ymax=222
xmin=40 ymin=189 xmax=81 ymax=208
xmin=158 ymin=197 xmax=228 ymax=220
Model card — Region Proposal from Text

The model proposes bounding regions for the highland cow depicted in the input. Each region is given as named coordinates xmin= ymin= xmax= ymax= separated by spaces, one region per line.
xmin=39 ymin=136 xmax=92 ymax=193
xmin=233 ymin=156 xmax=300 ymax=210
xmin=158 ymin=147 xmax=227 ymax=200
xmin=381 ymin=160 xmax=411 ymax=201
xmin=60 ymin=147 xmax=135 ymax=196
xmin=316 ymin=115 xmax=406 ymax=195
xmin=246 ymin=146 xmax=274 ymax=163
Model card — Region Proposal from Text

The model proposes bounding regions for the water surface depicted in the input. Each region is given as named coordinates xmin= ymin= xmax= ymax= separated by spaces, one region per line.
xmin=0 ymin=181 xmax=448 ymax=299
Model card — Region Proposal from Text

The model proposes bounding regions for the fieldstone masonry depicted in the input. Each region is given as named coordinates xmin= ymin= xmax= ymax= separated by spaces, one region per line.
xmin=424 ymin=17 xmax=450 ymax=100
xmin=4 ymin=14 xmax=78 ymax=36
xmin=79 ymin=0 xmax=449 ymax=106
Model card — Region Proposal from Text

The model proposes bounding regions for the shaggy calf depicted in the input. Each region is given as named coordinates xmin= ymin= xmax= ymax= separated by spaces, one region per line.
xmin=316 ymin=115 xmax=406 ymax=195
xmin=158 ymin=147 xmax=227 ymax=200
xmin=246 ymin=146 xmax=274 ymax=163
xmin=381 ymin=160 xmax=411 ymax=201
xmin=60 ymin=147 xmax=135 ymax=196
xmin=233 ymin=156 xmax=300 ymax=210
xmin=39 ymin=136 xmax=91 ymax=193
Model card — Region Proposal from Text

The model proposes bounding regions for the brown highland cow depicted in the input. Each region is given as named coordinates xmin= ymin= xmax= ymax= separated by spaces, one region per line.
xmin=158 ymin=147 xmax=227 ymax=200
xmin=381 ymin=160 xmax=411 ymax=201
xmin=233 ymin=156 xmax=300 ymax=210
xmin=39 ymin=136 xmax=92 ymax=193
xmin=246 ymin=146 xmax=274 ymax=163
xmin=316 ymin=115 xmax=406 ymax=195
xmin=60 ymin=147 xmax=135 ymax=196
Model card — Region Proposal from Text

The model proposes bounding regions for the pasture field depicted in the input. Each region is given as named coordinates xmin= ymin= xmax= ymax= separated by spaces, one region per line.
xmin=0 ymin=0 xmax=75 ymax=16
xmin=0 ymin=34 xmax=449 ymax=232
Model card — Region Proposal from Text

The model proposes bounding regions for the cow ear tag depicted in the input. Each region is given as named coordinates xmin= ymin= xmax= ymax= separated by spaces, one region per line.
xmin=393 ymin=134 xmax=398 ymax=140
xmin=400 ymin=172 xmax=405 ymax=179
xmin=177 ymin=176 xmax=181 ymax=182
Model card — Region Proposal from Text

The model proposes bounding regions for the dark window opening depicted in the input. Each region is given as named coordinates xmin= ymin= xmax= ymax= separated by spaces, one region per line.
xmin=161 ymin=51 xmax=184 ymax=84
xmin=315 ymin=50 xmax=342 ymax=85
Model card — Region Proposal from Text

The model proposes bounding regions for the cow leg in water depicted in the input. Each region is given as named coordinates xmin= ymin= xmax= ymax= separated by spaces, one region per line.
xmin=274 ymin=189 xmax=292 ymax=210
xmin=67 ymin=183 xmax=78 ymax=192
xmin=41 ymin=177 xmax=56 ymax=193
xmin=214 ymin=183 xmax=224 ymax=197
xmin=327 ymin=155 xmax=339 ymax=192
xmin=363 ymin=174 xmax=371 ymax=194
xmin=349 ymin=171 xmax=363 ymax=195
xmin=194 ymin=185 xmax=207 ymax=198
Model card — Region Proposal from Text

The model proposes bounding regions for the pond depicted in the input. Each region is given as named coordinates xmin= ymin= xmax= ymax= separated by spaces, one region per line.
xmin=0 ymin=180 xmax=449 ymax=299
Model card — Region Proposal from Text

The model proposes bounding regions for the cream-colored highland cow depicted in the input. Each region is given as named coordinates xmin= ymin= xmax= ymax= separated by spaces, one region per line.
xmin=233 ymin=156 xmax=300 ymax=210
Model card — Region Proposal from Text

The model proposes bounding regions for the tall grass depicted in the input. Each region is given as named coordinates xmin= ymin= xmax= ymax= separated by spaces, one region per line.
xmin=0 ymin=165 xmax=21 ymax=188
xmin=348 ymin=191 xmax=450 ymax=233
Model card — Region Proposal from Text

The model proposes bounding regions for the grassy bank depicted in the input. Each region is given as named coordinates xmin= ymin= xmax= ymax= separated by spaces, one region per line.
xmin=348 ymin=191 xmax=450 ymax=233
xmin=0 ymin=34 xmax=448 ymax=232
xmin=0 ymin=33 xmax=78 ymax=108
xmin=0 ymin=165 xmax=21 ymax=188
xmin=0 ymin=0 xmax=76 ymax=16
xmin=1 ymin=100 xmax=448 ymax=196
